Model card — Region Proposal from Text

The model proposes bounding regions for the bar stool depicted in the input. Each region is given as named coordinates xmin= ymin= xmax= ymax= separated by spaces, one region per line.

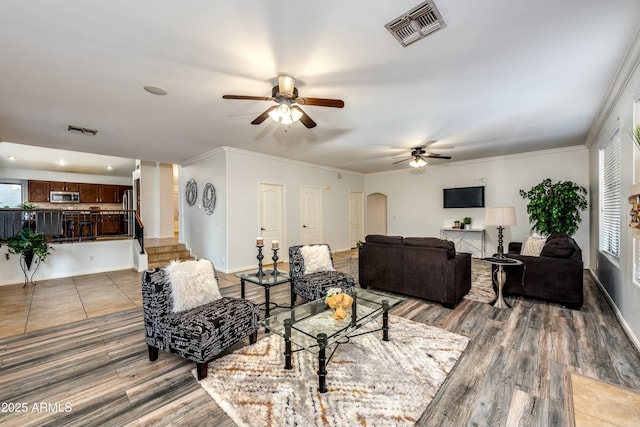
xmin=78 ymin=221 xmax=94 ymax=241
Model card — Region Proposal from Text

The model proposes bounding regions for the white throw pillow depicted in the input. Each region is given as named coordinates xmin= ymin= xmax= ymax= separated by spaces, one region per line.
xmin=520 ymin=236 xmax=546 ymax=256
xmin=166 ymin=259 xmax=222 ymax=313
xmin=300 ymin=245 xmax=335 ymax=274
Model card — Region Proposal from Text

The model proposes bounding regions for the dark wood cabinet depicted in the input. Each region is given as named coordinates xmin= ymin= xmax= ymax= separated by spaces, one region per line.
xmin=28 ymin=180 xmax=50 ymax=202
xmin=50 ymin=182 xmax=79 ymax=191
xmin=98 ymin=213 xmax=121 ymax=235
xmin=100 ymin=185 xmax=120 ymax=203
xmin=79 ymin=184 xmax=100 ymax=203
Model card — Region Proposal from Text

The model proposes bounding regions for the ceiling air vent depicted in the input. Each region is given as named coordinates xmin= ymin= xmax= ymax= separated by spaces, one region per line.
xmin=385 ymin=0 xmax=446 ymax=47
xmin=68 ymin=125 xmax=98 ymax=136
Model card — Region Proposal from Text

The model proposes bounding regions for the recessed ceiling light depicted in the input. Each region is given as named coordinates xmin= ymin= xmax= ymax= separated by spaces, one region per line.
xmin=144 ymin=85 xmax=167 ymax=96
xmin=106 ymin=165 xmax=113 ymax=170
xmin=58 ymin=159 xmax=65 ymax=166
xmin=8 ymin=156 xmax=16 ymax=161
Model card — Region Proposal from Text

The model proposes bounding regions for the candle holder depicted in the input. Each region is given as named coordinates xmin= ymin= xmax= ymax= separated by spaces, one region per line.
xmin=256 ymin=244 xmax=265 ymax=277
xmin=271 ymin=248 xmax=279 ymax=276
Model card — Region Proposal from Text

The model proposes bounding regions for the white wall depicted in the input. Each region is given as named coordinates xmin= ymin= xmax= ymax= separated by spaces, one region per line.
xmin=587 ymin=40 xmax=640 ymax=345
xmin=180 ymin=148 xmax=228 ymax=269
xmin=180 ymin=147 xmax=365 ymax=273
xmin=365 ymin=146 xmax=590 ymax=267
xmin=138 ymin=161 xmax=174 ymax=239
xmin=0 ymin=240 xmax=138 ymax=286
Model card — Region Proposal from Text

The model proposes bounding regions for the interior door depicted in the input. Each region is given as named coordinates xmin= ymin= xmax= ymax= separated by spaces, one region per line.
xmin=259 ymin=183 xmax=284 ymax=251
xmin=349 ymin=191 xmax=364 ymax=248
xmin=300 ymin=186 xmax=322 ymax=245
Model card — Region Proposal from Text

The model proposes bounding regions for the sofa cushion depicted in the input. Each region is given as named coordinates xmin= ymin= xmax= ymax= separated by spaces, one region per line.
xmin=520 ymin=236 xmax=546 ymax=256
xmin=403 ymin=237 xmax=455 ymax=258
xmin=365 ymin=234 xmax=403 ymax=245
xmin=540 ymin=237 xmax=577 ymax=259
xmin=166 ymin=259 xmax=222 ymax=313
xmin=300 ymin=245 xmax=335 ymax=274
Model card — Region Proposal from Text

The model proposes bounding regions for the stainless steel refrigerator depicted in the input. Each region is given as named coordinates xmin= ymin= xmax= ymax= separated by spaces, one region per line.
xmin=122 ymin=189 xmax=134 ymax=236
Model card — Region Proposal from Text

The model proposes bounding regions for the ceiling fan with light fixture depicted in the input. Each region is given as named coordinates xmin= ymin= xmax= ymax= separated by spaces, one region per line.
xmin=393 ymin=141 xmax=452 ymax=168
xmin=222 ymin=75 xmax=344 ymax=128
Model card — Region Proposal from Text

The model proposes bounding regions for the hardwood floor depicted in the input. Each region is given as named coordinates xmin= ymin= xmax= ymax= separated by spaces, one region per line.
xmin=1 ymin=262 xmax=639 ymax=426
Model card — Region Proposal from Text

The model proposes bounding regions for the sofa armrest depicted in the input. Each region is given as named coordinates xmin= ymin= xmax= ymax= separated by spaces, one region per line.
xmin=508 ymin=242 xmax=522 ymax=253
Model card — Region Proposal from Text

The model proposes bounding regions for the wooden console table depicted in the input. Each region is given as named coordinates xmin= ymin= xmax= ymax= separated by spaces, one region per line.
xmin=440 ymin=228 xmax=485 ymax=258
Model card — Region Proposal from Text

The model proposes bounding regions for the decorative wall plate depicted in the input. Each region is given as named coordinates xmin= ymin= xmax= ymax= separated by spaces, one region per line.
xmin=185 ymin=178 xmax=197 ymax=206
xmin=203 ymin=182 xmax=216 ymax=215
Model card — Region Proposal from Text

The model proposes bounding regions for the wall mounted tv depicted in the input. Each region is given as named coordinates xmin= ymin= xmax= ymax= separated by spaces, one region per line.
xmin=443 ymin=186 xmax=485 ymax=209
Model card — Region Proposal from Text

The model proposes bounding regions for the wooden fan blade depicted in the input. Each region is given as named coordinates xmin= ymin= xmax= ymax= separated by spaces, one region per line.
xmin=425 ymin=154 xmax=452 ymax=159
xmin=251 ymin=106 xmax=277 ymax=125
xmin=293 ymin=106 xmax=317 ymax=128
xmin=296 ymin=97 xmax=344 ymax=108
xmin=392 ymin=157 xmax=411 ymax=164
xmin=223 ymin=94 xmax=274 ymax=101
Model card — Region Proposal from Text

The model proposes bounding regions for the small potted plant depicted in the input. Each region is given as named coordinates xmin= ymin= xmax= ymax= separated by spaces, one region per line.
xmin=463 ymin=217 xmax=472 ymax=229
xmin=5 ymin=228 xmax=53 ymax=286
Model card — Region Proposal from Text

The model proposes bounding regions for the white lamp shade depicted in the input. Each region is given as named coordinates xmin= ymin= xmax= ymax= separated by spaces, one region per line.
xmin=484 ymin=207 xmax=517 ymax=226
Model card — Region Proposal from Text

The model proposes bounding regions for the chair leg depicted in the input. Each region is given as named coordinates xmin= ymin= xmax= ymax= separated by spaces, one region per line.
xmin=196 ymin=362 xmax=208 ymax=380
xmin=148 ymin=345 xmax=158 ymax=361
xmin=249 ymin=330 xmax=258 ymax=344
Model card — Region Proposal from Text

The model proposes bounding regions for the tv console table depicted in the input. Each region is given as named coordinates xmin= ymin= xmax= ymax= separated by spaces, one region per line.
xmin=440 ymin=228 xmax=485 ymax=258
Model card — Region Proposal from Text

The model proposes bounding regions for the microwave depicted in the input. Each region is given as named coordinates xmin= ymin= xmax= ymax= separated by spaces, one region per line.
xmin=50 ymin=191 xmax=80 ymax=203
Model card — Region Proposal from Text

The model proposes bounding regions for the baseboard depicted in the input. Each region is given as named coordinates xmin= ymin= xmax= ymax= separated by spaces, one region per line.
xmin=587 ymin=268 xmax=640 ymax=353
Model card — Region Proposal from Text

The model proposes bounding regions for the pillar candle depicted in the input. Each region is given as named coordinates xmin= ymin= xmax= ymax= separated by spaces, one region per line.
xmin=256 ymin=237 xmax=264 ymax=246
xmin=272 ymin=240 xmax=279 ymax=249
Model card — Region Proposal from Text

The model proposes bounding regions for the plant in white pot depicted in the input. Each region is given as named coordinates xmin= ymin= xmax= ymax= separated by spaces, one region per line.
xmin=5 ymin=228 xmax=53 ymax=287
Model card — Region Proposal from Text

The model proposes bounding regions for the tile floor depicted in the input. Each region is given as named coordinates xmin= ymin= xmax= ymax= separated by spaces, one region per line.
xmin=0 ymin=247 xmax=356 ymax=339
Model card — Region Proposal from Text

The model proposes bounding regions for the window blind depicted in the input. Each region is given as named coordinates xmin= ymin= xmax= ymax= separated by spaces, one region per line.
xmin=600 ymin=131 xmax=621 ymax=257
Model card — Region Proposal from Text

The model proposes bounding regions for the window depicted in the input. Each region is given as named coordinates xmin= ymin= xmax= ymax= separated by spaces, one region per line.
xmin=600 ymin=130 xmax=621 ymax=257
xmin=0 ymin=183 xmax=22 ymax=208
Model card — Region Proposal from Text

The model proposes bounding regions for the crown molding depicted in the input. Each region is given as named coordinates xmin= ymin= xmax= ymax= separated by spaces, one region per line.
xmin=585 ymin=25 xmax=640 ymax=148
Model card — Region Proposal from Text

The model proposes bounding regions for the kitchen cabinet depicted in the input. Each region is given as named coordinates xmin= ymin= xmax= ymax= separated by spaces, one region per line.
xmin=100 ymin=185 xmax=120 ymax=203
xmin=79 ymin=184 xmax=126 ymax=203
xmin=28 ymin=180 xmax=50 ymax=202
xmin=50 ymin=182 xmax=79 ymax=191
xmin=97 ymin=213 xmax=121 ymax=235
xmin=79 ymin=183 xmax=100 ymax=203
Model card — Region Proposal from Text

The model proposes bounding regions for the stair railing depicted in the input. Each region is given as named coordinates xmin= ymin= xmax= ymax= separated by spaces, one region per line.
xmin=135 ymin=214 xmax=144 ymax=254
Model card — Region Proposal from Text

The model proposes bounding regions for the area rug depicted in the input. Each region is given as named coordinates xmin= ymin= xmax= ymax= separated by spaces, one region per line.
xmin=195 ymin=315 xmax=469 ymax=427
xmin=464 ymin=258 xmax=495 ymax=304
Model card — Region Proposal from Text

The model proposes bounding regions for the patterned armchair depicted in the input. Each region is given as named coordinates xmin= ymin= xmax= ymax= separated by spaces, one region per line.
xmin=289 ymin=244 xmax=355 ymax=302
xmin=142 ymin=261 xmax=259 ymax=380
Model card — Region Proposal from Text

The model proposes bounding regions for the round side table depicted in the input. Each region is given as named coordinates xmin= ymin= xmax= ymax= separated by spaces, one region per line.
xmin=482 ymin=257 xmax=523 ymax=308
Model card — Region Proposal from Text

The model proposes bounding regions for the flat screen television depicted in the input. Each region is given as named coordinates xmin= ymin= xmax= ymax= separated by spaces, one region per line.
xmin=443 ymin=186 xmax=485 ymax=209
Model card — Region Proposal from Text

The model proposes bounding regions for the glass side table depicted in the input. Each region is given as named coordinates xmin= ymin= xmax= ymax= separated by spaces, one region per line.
xmin=234 ymin=269 xmax=293 ymax=318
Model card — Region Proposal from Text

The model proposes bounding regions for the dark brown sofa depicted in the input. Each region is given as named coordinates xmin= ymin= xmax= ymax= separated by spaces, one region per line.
xmin=499 ymin=233 xmax=583 ymax=310
xmin=358 ymin=234 xmax=471 ymax=308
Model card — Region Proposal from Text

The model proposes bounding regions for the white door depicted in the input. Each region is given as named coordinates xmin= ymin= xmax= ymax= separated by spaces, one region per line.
xmin=259 ymin=183 xmax=284 ymax=250
xmin=349 ymin=191 xmax=364 ymax=248
xmin=301 ymin=186 xmax=322 ymax=244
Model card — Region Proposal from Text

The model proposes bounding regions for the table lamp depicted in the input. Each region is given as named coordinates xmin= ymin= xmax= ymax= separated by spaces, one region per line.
xmin=484 ymin=207 xmax=517 ymax=258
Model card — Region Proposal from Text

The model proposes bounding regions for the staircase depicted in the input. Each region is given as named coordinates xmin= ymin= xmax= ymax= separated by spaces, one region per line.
xmin=146 ymin=242 xmax=195 ymax=269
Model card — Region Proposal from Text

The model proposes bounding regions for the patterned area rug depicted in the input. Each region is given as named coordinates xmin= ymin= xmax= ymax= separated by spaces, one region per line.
xmin=196 ymin=315 xmax=469 ymax=427
xmin=464 ymin=258 xmax=495 ymax=304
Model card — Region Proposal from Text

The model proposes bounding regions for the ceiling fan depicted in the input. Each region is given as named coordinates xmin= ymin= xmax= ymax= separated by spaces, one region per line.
xmin=393 ymin=141 xmax=452 ymax=168
xmin=222 ymin=75 xmax=344 ymax=128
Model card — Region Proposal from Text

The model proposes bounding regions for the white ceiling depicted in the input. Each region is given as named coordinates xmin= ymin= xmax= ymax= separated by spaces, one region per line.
xmin=1 ymin=0 xmax=639 ymax=176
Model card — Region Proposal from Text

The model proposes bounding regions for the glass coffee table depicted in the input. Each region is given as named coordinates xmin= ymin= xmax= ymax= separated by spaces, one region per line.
xmin=235 ymin=269 xmax=293 ymax=318
xmin=262 ymin=288 xmax=404 ymax=393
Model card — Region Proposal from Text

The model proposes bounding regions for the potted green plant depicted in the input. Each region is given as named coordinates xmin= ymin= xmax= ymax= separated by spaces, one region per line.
xmin=463 ymin=217 xmax=472 ymax=229
xmin=519 ymin=179 xmax=588 ymax=236
xmin=5 ymin=228 xmax=53 ymax=286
